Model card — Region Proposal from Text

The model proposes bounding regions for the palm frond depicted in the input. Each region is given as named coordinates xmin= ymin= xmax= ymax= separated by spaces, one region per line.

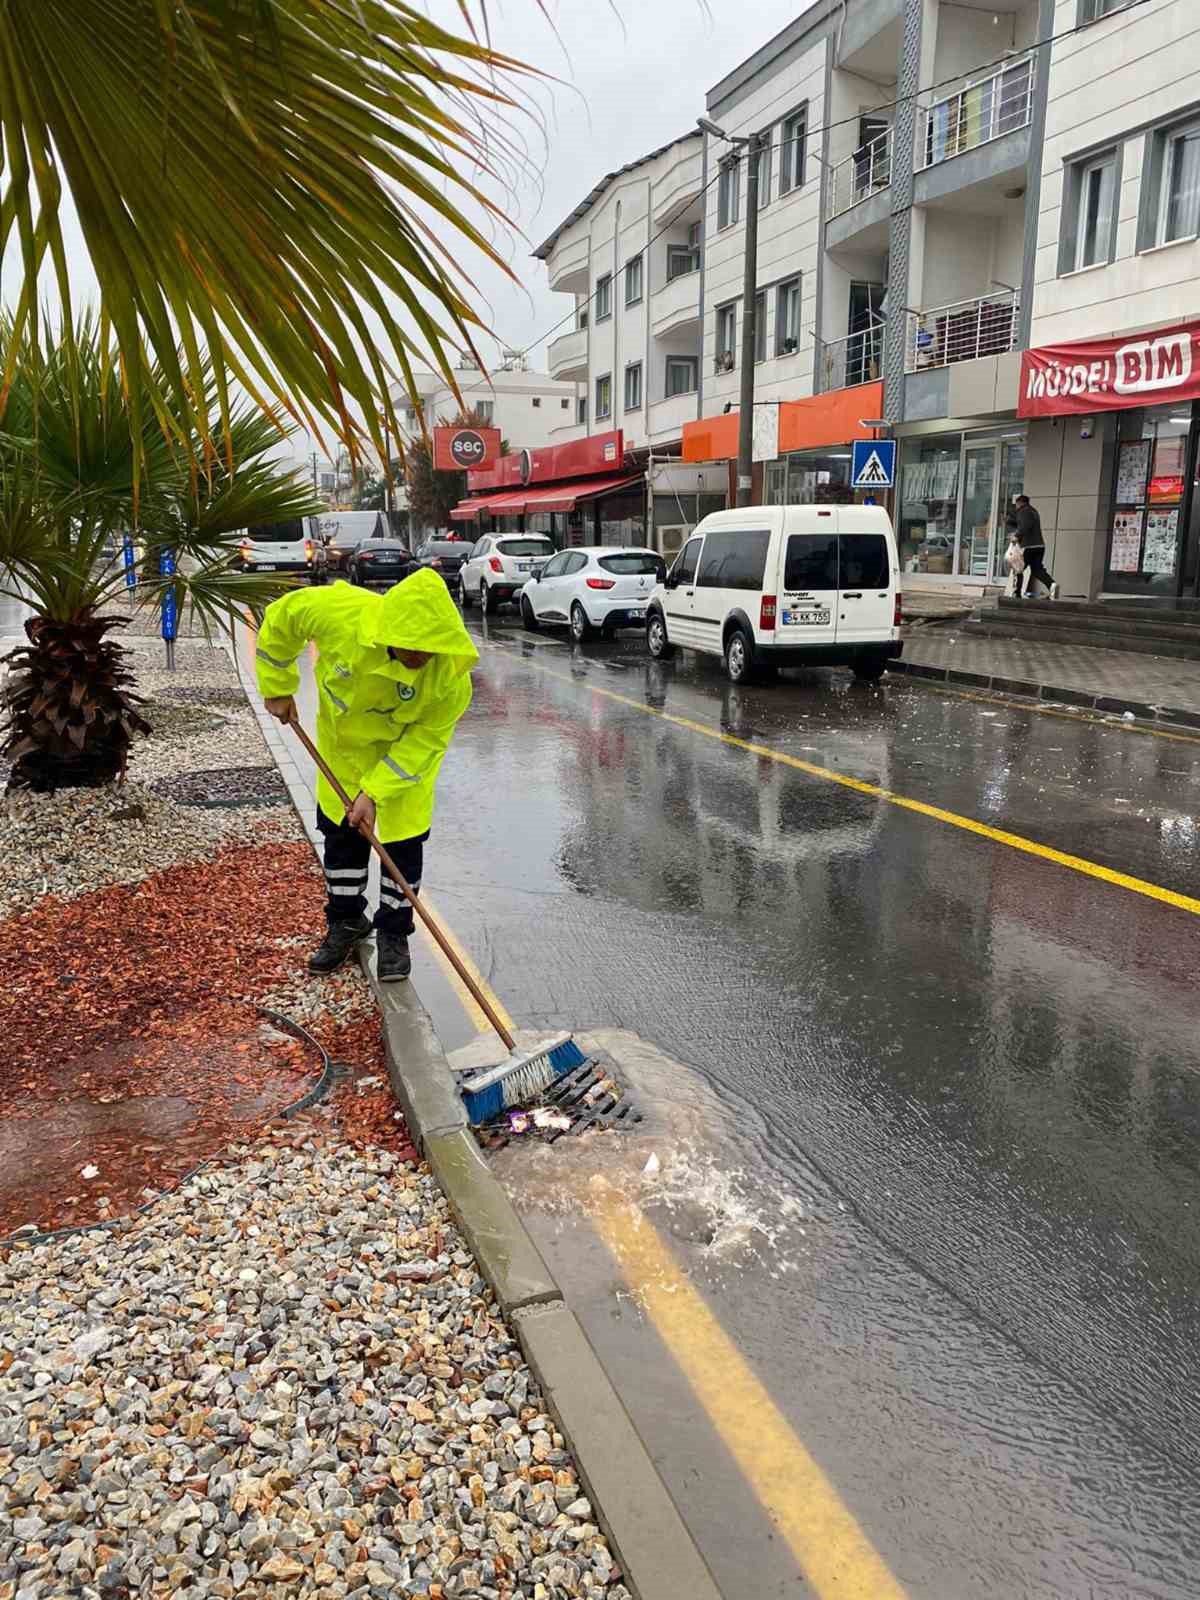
xmin=0 ymin=1 xmax=536 ymax=470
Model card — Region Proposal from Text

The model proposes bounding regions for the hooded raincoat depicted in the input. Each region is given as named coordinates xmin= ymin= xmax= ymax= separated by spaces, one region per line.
xmin=254 ymin=571 xmax=478 ymax=841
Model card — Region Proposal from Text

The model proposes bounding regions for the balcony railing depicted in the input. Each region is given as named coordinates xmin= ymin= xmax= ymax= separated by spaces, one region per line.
xmin=816 ymin=326 xmax=885 ymax=392
xmin=904 ymin=291 xmax=1020 ymax=372
xmin=827 ymin=128 xmax=893 ymax=219
xmin=917 ymin=55 xmax=1034 ymax=170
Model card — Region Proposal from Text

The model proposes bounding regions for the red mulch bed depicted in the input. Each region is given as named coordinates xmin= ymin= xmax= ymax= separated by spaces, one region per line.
xmin=0 ymin=841 xmax=416 ymax=1240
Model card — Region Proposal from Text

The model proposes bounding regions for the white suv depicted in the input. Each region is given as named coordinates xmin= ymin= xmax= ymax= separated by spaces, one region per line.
xmin=460 ymin=534 xmax=554 ymax=613
xmin=645 ymin=504 xmax=903 ymax=684
xmin=520 ymin=547 xmax=665 ymax=641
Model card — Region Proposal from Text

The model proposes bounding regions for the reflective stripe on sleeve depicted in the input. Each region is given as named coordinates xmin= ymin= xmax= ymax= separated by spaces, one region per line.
xmin=256 ymin=647 xmax=297 ymax=671
xmin=325 ymin=685 xmax=349 ymax=712
xmin=383 ymin=756 xmax=419 ymax=782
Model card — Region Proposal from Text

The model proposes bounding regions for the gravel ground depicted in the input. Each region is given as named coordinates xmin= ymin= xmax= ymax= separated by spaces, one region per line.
xmin=0 ymin=1133 xmax=625 ymax=1600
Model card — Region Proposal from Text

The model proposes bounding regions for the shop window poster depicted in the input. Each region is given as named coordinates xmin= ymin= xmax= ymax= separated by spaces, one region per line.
xmin=1110 ymin=510 xmax=1143 ymax=572
xmin=1144 ymin=507 xmax=1179 ymax=575
xmin=1115 ymin=440 xmax=1151 ymax=505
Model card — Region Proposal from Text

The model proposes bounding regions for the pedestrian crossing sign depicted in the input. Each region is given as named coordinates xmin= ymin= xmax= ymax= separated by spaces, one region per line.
xmin=851 ymin=439 xmax=896 ymax=490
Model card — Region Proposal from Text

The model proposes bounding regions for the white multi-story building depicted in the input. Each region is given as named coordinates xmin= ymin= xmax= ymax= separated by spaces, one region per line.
xmin=533 ymin=133 xmax=708 ymax=453
xmin=1020 ymin=0 xmax=1200 ymax=600
xmin=390 ymin=355 xmax=576 ymax=451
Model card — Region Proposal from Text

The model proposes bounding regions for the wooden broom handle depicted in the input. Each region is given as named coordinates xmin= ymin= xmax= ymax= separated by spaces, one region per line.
xmin=286 ymin=714 xmax=515 ymax=1051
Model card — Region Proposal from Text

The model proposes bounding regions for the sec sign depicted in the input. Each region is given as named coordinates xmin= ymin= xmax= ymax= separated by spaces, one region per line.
xmin=433 ymin=425 xmax=502 ymax=472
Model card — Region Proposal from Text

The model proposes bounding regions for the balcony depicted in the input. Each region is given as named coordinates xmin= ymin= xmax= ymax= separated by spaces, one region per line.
xmin=649 ymin=392 xmax=699 ymax=442
xmin=916 ymin=55 xmax=1033 ymax=172
xmin=815 ymin=327 xmax=885 ymax=393
xmin=827 ymin=128 xmax=892 ymax=219
xmin=651 ymin=269 xmax=702 ymax=340
xmin=547 ymin=326 xmax=588 ymax=382
xmin=652 ymin=145 xmax=704 ymax=228
xmin=904 ymin=291 xmax=1020 ymax=372
xmin=546 ymin=232 xmax=590 ymax=295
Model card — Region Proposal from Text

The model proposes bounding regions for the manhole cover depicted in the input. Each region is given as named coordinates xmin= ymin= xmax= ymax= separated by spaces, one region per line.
xmin=152 ymin=765 xmax=291 ymax=808
xmin=461 ymin=1056 xmax=642 ymax=1152
xmin=154 ymin=685 xmax=249 ymax=710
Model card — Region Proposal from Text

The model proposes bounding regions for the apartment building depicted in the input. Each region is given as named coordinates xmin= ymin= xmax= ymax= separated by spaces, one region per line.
xmin=531 ymin=134 xmax=727 ymax=551
xmin=390 ymin=355 xmax=576 ymax=451
xmin=1021 ymin=0 xmax=1200 ymax=600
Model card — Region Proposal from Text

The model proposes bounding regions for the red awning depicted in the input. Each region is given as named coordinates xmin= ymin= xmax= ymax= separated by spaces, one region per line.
xmin=449 ymin=473 xmax=642 ymax=521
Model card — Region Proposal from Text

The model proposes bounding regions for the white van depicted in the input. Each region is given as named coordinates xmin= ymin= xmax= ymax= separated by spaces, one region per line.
xmin=645 ymin=504 xmax=902 ymax=683
xmin=237 ymin=516 xmax=321 ymax=576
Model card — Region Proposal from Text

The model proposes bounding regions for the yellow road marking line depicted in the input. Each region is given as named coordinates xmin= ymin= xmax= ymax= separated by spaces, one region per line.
xmin=416 ymin=893 xmax=514 ymax=1036
xmin=592 ymin=1188 xmax=909 ymax=1600
xmin=409 ymin=870 xmax=907 ymax=1595
xmin=504 ymin=651 xmax=1200 ymax=920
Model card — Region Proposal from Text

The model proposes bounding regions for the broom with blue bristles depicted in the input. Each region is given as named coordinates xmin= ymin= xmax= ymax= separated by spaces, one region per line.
xmin=288 ymin=717 xmax=585 ymax=1124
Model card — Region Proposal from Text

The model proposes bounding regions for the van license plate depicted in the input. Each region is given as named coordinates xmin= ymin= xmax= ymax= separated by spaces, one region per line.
xmin=782 ymin=608 xmax=830 ymax=626
xmin=258 ymin=563 xmax=276 ymax=571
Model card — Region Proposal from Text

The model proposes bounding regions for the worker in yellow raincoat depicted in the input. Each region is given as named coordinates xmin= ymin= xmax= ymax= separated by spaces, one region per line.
xmin=255 ymin=568 xmax=478 ymax=981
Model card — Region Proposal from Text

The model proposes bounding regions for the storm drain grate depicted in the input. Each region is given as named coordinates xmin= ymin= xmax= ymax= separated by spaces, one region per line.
xmin=152 ymin=764 xmax=291 ymax=809
xmin=462 ymin=1057 xmax=642 ymax=1152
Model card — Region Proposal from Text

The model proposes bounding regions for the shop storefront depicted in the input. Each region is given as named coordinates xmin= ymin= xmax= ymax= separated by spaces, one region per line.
xmin=1019 ymin=319 xmax=1200 ymax=600
xmin=449 ymin=430 xmax=645 ymax=549
xmin=897 ymin=428 xmax=1026 ymax=584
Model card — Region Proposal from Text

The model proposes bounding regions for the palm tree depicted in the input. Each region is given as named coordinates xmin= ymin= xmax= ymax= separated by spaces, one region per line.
xmin=0 ymin=2 xmax=530 ymax=473
xmin=0 ymin=317 xmax=320 ymax=792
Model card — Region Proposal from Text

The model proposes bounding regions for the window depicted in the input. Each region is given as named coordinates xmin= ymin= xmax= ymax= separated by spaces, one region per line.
xmin=579 ymin=309 xmax=589 ymax=330
xmin=780 ymin=106 xmax=807 ymax=193
xmin=696 ymin=529 xmax=771 ymax=590
xmin=784 ymin=535 xmax=838 ymax=590
xmin=717 ymin=155 xmax=740 ymax=229
xmin=625 ymin=255 xmax=644 ymax=306
xmin=1159 ymin=122 xmax=1200 ymax=244
xmin=1073 ymin=154 xmax=1117 ymax=268
xmin=1079 ymin=0 xmax=1134 ymax=19
xmin=716 ymin=303 xmax=738 ymax=369
xmin=624 ymin=361 xmax=643 ymax=411
xmin=667 ymin=244 xmax=698 ymax=280
xmin=599 ymin=553 xmax=662 ymax=576
xmin=561 ymin=398 xmax=570 ymax=410
xmin=533 ymin=396 xmax=542 ymax=408
xmin=498 ymin=537 xmax=555 ymax=557
xmin=476 ymin=401 xmax=494 ymax=424
xmin=577 ymin=395 xmax=588 ymax=425
xmin=665 ymin=356 xmax=699 ymax=396
xmin=776 ymin=276 xmax=801 ymax=355
xmin=673 ymin=537 xmax=703 ymax=585
xmin=754 ymin=136 xmax=771 ymax=209
xmin=595 ymin=373 xmax=612 ymax=420
xmin=595 ymin=273 xmax=612 ymax=321
xmin=754 ymin=291 xmax=767 ymax=364
xmin=839 ymin=535 xmax=890 ymax=589
xmin=563 ymin=551 xmax=589 ymax=575
xmin=540 ymin=552 xmax=569 ymax=579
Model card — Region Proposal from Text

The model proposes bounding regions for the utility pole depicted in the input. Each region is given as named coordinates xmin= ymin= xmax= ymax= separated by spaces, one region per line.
xmin=736 ymin=132 xmax=765 ymax=508
xmin=698 ymin=117 xmax=764 ymax=508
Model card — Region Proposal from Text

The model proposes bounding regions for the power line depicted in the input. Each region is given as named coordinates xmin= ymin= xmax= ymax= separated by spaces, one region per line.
xmin=431 ymin=0 xmax=1151 ymax=397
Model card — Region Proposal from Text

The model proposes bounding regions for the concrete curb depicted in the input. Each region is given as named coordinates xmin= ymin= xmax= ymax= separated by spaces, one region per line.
xmin=362 ymin=956 xmax=724 ymax=1600
xmin=232 ymin=632 xmax=724 ymax=1600
xmin=892 ymin=656 xmax=1200 ymax=732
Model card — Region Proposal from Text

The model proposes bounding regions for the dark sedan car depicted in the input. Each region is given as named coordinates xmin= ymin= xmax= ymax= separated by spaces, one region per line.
xmin=414 ymin=537 xmax=469 ymax=594
xmin=346 ymin=539 xmax=417 ymax=587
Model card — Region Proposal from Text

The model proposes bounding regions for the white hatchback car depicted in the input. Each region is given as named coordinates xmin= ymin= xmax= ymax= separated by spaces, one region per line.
xmin=520 ymin=547 xmax=665 ymax=641
xmin=460 ymin=533 xmax=555 ymax=613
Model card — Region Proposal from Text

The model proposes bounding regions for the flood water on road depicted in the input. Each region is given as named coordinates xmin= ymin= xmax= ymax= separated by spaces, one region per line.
xmin=425 ymin=616 xmax=1200 ymax=1599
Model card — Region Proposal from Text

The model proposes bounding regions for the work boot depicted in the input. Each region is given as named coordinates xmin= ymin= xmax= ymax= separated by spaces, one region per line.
xmin=377 ymin=930 xmax=412 ymax=983
xmin=308 ymin=916 xmax=371 ymax=974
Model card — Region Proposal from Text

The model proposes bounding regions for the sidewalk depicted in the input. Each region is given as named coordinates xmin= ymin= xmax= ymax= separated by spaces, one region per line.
xmin=0 ymin=630 xmax=636 ymax=1600
xmin=895 ymin=630 xmax=1200 ymax=729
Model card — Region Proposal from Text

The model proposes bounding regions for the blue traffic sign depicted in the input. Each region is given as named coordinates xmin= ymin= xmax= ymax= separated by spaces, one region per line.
xmin=851 ymin=438 xmax=896 ymax=490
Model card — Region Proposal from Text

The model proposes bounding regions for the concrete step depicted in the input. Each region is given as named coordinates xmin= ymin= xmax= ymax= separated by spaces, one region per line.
xmin=995 ymin=597 xmax=1200 ymax=641
xmin=965 ymin=617 xmax=1200 ymax=660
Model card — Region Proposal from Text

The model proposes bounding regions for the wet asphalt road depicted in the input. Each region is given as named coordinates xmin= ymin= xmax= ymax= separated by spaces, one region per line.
xmin=281 ymin=605 xmax=1200 ymax=1598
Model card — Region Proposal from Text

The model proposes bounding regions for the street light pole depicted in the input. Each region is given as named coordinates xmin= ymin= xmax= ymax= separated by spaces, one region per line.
xmin=736 ymin=132 xmax=763 ymax=509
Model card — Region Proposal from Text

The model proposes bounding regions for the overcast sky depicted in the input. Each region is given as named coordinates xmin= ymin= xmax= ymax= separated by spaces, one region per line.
xmin=419 ymin=0 xmax=808 ymax=366
xmin=0 ymin=1 xmax=808 ymax=455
